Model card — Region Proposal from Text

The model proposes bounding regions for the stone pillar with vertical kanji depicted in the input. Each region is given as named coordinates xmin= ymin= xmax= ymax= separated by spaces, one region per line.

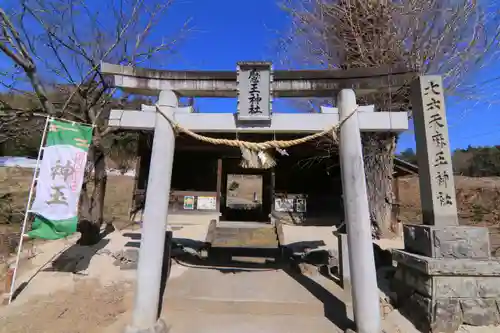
xmin=412 ymin=75 xmax=458 ymax=227
xmin=391 ymin=75 xmax=500 ymax=333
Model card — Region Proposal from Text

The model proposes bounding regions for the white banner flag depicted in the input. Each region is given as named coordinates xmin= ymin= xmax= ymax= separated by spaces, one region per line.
xmin=28 ymin=119 xmax=93 ymax=240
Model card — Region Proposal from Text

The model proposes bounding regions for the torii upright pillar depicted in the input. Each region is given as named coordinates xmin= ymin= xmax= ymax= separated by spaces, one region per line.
xmin=125 ymin=90 xmax=177 ymax=333
xmin=338 ymin=89 xmax=381 ymax=333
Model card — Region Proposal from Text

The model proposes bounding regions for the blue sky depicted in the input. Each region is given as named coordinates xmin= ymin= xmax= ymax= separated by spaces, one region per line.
xmin=154 ymin=0 xmax=499 ymax=153
xmin=3 ymin=0 xmax=499 ymax=152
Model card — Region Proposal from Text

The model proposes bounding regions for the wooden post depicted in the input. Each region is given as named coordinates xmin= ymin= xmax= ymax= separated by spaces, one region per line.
xmin=131 ymin=132 xmax=152 ymax=221
xmin=216 ymin=158 xmax=223 ymax=213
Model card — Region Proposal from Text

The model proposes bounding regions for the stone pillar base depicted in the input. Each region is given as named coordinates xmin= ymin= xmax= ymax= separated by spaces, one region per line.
xmin=402 ymin=224 xmax=491 ymax=259
xmin=124 ymin=318 xmax=169 ymax=333
xmin=393 ymin=224 xmax=500 ymax=332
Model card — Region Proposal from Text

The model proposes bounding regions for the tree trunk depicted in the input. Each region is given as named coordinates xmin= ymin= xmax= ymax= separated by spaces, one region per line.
xmin=90 ymin=146 xmax=107 ymax=225
xmin=362 ymin=131 xmax=397 ymax=239
xmin=77 ymin=137 xmax=108 ymax=245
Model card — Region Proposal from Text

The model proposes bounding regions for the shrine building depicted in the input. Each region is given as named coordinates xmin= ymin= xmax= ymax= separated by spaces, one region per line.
xmin=130 ymin=130 xmax=417 ymax=227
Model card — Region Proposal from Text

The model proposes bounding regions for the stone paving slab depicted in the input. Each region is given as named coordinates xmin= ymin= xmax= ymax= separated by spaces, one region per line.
xmin=165 ymin=297 xmax=325 ymax=317
xmin=165 ymin=266 xmax=338 ymax=304
xmin=162 ymin=262 xmax=353 ymax=332
xmin=164 ymin=310 xmax=343 ymax=333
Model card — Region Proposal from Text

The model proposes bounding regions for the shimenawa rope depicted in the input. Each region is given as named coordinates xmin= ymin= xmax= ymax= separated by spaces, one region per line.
xmin=154 ymin=105 xmax=358 ymax=168
xmin=154 ymin=105 xmax=358 ymax=149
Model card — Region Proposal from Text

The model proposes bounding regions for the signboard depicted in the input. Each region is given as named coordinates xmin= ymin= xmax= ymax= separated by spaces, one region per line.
xmin=236 ymin=61 xmax=272 ymax=121
xmin=295 ymin=198 xmax=307 ymax=213
xmin=275 ymin=198 xmax=294 ymax=212
xmin=183 ymin=196 xmax=195 ymax=210
xmin=197 ymin=196 xmax=217 ymax=210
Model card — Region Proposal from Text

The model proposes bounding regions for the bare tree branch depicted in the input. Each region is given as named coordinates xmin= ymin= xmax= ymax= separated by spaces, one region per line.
xmin=0 ymin=0 xmax=191 ymax=244
xmin=278 ymin=0 xmax=500 ymax=237
xmin=0 ymin=7 xmax=57 ymax=115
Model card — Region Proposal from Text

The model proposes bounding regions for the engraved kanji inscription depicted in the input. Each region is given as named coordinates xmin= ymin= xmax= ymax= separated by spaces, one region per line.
xmin=431 ymin=133 xmax=447 ymax=148
xmin=436 ymin=170 xmax=450 ymax=188
xmin=428 ymin=113 xmax=444 ymax=129
xmin=424 ymin=80 xmax=441 ymax=96
xmin=434 ymin=151 xmax=448 ymax=167
xmin=426 ymin=98 xmax=442 ymax=111
xmin=248 ymin=68 xmax=262 ymax=114
xmin=437 ymin=191 xmax=453 ymax=206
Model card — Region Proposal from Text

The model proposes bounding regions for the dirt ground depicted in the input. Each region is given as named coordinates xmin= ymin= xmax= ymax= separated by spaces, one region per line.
xmin=0 ymin=279 xmax=134 ymax=333
xmin=0 ymin=228 xmax=144 ymax=333
xmin=1 ymin=167 xmax=500 ymax=332
xmin=226 ymin=174 xmax=264 ymax=209
xmin=227 ymin=174 xmax=263 ymax=203
xmin=0 ymin=167 xmax=135 ymax=294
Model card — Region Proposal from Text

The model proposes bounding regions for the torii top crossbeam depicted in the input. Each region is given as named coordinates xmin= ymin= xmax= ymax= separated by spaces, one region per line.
xmin=100 ymin=62 xmax=417 ymax=97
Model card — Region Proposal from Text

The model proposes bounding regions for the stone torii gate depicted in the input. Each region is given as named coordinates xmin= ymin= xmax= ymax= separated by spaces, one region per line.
xmin=102 ymin=62 xmax=419 ymax=333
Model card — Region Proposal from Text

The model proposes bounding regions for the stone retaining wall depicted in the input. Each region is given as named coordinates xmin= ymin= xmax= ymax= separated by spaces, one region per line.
xmin=393 ymin=225 xmax=500 ymax=332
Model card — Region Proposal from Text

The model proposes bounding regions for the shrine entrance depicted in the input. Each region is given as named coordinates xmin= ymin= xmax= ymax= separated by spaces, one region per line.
xmin=101 ymin=61 xmax=417 ymax=333
xmin=220 ymin=158 xmax=273 ymax=223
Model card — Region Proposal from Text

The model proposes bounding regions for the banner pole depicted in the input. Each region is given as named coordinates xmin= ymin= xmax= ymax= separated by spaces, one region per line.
xmin=7 ymin=116 xmax=52 ymax=305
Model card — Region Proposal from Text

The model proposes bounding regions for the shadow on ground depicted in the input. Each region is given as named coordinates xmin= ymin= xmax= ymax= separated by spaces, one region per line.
xmin=117 ymin=232 xmax=396 ymax=332
xmin=44 ymin=225 xmax=117 ymax=273
xmin=11 ymin=226 xmax=116 ymax=301
xmin=42 ymin=239 xmax=110 ymax=273
xmin=166 ymin=238 xmax=355 ymax=331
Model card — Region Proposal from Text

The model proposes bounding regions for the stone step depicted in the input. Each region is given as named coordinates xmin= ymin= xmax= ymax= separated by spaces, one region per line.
xmin=207 ymin=221 xmax=280 ymax=249
xmin=164 ymin=297 xmax=325 ymax=317
xmin=162 ymin=308 xmax=341 ymax=333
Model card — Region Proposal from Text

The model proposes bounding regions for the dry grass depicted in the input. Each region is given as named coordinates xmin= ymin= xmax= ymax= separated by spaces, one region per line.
xmin=398 ymin=176 xmax=500 ymax=225
xmin=398 ymin=175 xmax=500 ymax=255
xmin=0 ymin=167 xmax=135 ymax=281
xmin=0 ymin=167 xmax=135 ymax=230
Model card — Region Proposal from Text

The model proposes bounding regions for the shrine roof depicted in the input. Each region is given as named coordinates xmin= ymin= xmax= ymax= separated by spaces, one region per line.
xmin=394 ymin=158 xmax=419 ymax=177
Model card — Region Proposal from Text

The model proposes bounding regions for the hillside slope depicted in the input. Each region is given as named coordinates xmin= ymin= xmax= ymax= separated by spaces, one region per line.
xmin=2 ymin=169 xmax=500 ymax=255
xmin=398 ymin=176 xmax=500 ymax=255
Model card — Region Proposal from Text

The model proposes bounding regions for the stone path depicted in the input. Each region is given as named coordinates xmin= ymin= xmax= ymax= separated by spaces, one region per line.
xmin=162 ymin=263 xmax=350 ymax=333
xmin=3 ymin=224 xmax=499 ymax=333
